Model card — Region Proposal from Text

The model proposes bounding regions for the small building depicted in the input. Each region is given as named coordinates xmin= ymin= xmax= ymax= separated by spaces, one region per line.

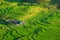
xmin=6 ymin=19 xmax=22 ymax=25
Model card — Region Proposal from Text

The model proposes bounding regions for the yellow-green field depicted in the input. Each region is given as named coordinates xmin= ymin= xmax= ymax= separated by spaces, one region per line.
xmin=0 ymin=0 xmax=60 ymax=40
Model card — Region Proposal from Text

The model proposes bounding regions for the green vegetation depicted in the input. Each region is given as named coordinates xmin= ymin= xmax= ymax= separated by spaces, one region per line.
xmin=0 ymin=0 xmax=60 ymax=40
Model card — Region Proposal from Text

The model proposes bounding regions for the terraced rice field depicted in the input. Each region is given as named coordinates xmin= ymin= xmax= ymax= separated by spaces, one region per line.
xmin=0 ymin=1 xmax=60 ymax=40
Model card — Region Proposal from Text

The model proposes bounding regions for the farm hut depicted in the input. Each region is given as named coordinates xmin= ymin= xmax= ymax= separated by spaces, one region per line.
xmin=6 ymin=19 xmax=22 ymax=25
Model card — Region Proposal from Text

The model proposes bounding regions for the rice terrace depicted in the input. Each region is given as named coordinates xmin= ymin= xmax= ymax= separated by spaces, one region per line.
xmin=0 ymin=0 xmax=60 ymax=40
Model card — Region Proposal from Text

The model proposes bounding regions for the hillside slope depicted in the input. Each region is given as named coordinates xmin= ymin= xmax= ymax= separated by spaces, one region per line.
xmin=0 ymin=0 xmax=60 ymax=40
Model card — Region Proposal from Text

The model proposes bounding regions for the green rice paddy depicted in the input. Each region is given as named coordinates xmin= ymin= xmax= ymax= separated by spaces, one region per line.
xmin=0 ymin=0 xmax=60 ymax=40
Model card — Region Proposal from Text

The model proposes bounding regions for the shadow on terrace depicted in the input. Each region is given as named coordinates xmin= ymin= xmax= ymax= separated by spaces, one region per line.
xmin=0 ymin=19 xmax=9 ymax=25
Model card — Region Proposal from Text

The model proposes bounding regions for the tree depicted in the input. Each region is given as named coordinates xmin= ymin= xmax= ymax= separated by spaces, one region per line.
xmin=50 ymin=0 xmax=60 ymax=9
xmin=5 ymin=0 xmax=51 ymax=3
